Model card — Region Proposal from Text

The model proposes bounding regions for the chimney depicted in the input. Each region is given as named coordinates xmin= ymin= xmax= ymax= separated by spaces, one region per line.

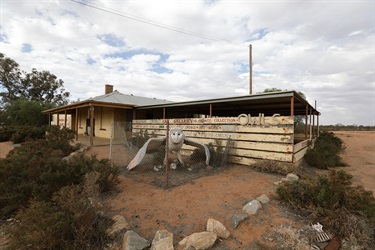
xmin=105 ymin=84 xmax=113 ymax=94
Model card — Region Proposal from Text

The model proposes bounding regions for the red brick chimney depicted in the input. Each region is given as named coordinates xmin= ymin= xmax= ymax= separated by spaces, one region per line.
xmin=105 ymin=84 xmax=113 ymax=94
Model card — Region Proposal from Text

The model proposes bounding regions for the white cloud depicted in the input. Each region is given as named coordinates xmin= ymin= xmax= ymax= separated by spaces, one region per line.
xmin=0 ymin=0 xmax=374 ymax=125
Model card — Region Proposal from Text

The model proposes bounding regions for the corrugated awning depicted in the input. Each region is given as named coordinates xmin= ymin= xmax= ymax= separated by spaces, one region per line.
xmin=136 ymin=90 xmax=320 ymax=117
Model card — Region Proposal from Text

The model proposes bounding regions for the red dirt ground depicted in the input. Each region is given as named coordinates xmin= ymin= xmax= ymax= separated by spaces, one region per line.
xmin=1 ymin=131 xmax=374 ymax=249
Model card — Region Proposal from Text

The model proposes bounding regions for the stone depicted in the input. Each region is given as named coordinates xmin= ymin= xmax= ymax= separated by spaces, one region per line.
xmin=122 ymin=230 xmax=150 ymax=250
xmin=107 ymin=215 xmax=129 ymax=237
xmin=243 ymin=199 xmax=262 ymax=215
xmin=151 ymin=230 xmax=174 ymax=250
xmin=286 ymin=173 xmax=299 ymax=182
xmin=206 ymin=218 xmax=230 ymax=239
xmin=256 ymin=194 xmax=270 ymax=204
xmin=178 ymin=231 xmax=217 ymax=250
xmin=230 ymin=214 xmax=249 ymax=229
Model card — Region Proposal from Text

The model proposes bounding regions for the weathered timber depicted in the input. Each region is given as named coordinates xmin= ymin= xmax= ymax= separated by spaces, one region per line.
xmin=179 ymin=138 xmax=293 ymax=153
xmin=294 ymin=139 xmax=309 ymax=153
xmin=132 ymin=129 xmax=293 ymax=143
xmin=133 ymin=116 xmax=294 ymax=125
xmin=293 ymin=147 xmax=308 ymax=162
xmin=132 ymin=123 xmax=293 ymax=134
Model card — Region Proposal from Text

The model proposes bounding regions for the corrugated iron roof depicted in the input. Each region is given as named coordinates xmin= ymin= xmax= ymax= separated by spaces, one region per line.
xmin=89 ymin=90 xmax=173 ymax=106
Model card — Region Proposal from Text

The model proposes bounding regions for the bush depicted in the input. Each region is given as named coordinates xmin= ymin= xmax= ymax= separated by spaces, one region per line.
xmin=277 ymin=170 xmax=375 ymax=248
xmin=0 ymin=125 xmax=46 ymax=143
xmin=190 ymin=139 xmax=234 ymax=168
xmin=6 ymin=173 xmax=113 ymax=250
xmin=10 ymin=125 xmax=46 ymax=143
xmin=304 ymin=131 xmax=346 ymax=169
xmin=0 ymin=126 xmax=16 ymax=142
xmin=0 ymin=127 xmax=119 ymax=218
xmin=1 ymin=126 xmax=120 ymax=249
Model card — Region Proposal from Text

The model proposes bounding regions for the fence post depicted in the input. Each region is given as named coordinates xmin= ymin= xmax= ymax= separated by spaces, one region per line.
xmin=165 ymin=120 xmax=169 ymax=190
xmin=109 ymin=122 xmax=113 ymax=160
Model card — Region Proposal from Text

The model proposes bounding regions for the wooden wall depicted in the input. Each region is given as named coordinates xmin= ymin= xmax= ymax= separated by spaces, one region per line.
xmin=132 ymin=115 xmax=309 ymax=164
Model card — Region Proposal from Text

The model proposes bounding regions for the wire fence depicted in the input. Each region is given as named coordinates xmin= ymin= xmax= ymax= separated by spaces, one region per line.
xmin=109 ymin=121 xmax=234 ymax=189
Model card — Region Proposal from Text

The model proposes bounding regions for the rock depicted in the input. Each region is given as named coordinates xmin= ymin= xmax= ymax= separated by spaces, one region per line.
xmin=243 ymin=199 xmax=262 ymax=215
xmin=256 ymin=194 xmax=270 ymax=204
xmin=273 ymin=181 xmax=281 ymax=186
xmin=178 ymin=231 xmax=217 ymax=250
xmin=151 ymin=230 xmax=174 ymax=250
xmin=230 ymin=214 xmax=249 ymax=229
xmin=286 ymin=173 xmax=299 ymax=182
xmin=122 ymin=230 xmax=150 ymax=250
xmin=206 ymin=218 xmax=230 ymax=239
xmin=107 ymin=215 xmax=129 ymax=237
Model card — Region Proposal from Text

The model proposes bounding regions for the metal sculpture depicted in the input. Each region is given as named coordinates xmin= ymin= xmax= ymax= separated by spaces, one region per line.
xmin=127 ymin=128 xmax=210 ymax=170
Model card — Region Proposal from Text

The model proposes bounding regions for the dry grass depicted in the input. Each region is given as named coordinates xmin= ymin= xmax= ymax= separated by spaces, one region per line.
xmin=273 ymin=224 xmax=310 ymax=250
xmin=250 ymin=160 xmax=302 ymax=176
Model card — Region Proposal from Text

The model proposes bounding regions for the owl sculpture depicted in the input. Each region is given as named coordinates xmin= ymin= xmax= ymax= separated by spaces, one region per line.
xmin=127 ymin=128 xmax=210 ymax=171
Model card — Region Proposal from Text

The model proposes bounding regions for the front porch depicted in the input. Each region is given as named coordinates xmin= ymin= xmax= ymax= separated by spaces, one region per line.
xmin=74 ymin=134 xmax=110 ymax=146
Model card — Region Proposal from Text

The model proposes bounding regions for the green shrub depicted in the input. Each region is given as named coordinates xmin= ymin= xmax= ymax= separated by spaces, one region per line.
xmin=0 ymin=126 xmax=16 ymax=142
xmin=190 ymin=139 xmax=233 ymax=167
xmin=0 ymin=125 xmax=46 ymax=143
xmin=45 ymin=125 xmax=77 ymax=155
xmin=277 ymin=170 xmax=375 ymax=248
xmin=304 ymin=131 xmax=346 ymax=169
xmin=6 ymin=174 xmax=112 ymax=250
xmin=129 ymin=129 xmax=153 ymax=148
xmin=0 ymin=127 xmax=119 ymax=218
xmin=10 ymin=125 xmax=46 ymax=143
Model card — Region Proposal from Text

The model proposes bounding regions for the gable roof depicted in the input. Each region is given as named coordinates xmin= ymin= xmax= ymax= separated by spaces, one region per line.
xmin=89 ymin=90 xmax=172 ymax=106
xmin=43 ymin=90 xmax=173 ymax=114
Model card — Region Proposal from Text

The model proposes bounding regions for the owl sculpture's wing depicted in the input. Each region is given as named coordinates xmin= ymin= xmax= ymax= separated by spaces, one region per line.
xmin=127 ymin=137 xmax=166 ymax=170
xmin=184 ymin=138 xmax=210 ymax=166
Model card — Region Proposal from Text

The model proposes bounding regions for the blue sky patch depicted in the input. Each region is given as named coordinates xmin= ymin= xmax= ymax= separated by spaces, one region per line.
xmin=106 ymin=48 xmax=169 ymax=61
xmin=0 ymin=31 xmax=8 ymax=43
xmin=21 ymin=43 xmax=32 ymax=53
xmin=248 ymin=28 xmax=269 ymax=42
xmin=86 ymin=57 xmax=96 ymax=65
xmin=105 ymin=49 xmax=172 ymax=73
xmin=152 ymin=64 xmax=173 ymax=74
xmin=97 ymin=33 xmax=125 ymax=47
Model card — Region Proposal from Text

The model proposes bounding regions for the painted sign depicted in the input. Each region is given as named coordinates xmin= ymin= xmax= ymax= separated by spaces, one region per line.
xmin=238 ymin=113 xmax=282 ymax=126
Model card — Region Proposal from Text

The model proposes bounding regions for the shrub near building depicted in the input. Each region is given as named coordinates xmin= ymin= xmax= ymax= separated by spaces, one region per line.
xmin=0 ymin=126 xmax=119 ymax=249
xmin=304 ymin=131 xmax=346 ymax=169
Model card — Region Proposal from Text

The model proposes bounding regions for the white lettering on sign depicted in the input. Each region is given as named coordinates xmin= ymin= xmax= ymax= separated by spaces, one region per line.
xmin=238 ymin=113 xmax=281 ymax=126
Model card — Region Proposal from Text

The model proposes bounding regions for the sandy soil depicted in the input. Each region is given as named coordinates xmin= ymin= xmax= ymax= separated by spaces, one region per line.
xmin=333 ymin=131 xmax=375 ymax=193
xmin=1 ymin=131 xmax=374 ymax=249
xmin=0 ymin=141 xmax=16 ymax=158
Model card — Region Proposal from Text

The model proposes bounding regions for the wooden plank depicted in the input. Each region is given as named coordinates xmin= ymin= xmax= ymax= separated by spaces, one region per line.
xmin=132 ymin=123 xmax=293 ymax=134
xmin=231 ymin=156 xmax=259 ymax=166
xmin=132 ymin=128 xmax=294 ymax=143
xmin=294 ymin=139 xmax=309 ymax=153
xmin=133 ymin=116 xmax=294 ymax=125
xmin=232 ymin=148 xmax=293 ymax=162
xmin=178 ymin=137 xmax=293 ymax=153
xmin=293 ymin=147 xmax=308 ymax=162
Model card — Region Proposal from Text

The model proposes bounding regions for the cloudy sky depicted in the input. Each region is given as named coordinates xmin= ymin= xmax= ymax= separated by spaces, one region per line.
xmin=1 ymin=0 xmax=374 ymax=125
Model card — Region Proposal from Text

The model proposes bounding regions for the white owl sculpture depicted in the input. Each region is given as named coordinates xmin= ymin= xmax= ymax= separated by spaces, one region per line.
xmin=127 ymin=128 xmax=210 ymax=170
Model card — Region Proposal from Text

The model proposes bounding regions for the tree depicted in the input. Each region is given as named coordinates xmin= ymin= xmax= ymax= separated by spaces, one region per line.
xmin=0 ymin=52 xmax=70 ymax=107
xmin=261 ymin=88 xmax=306 ymax=100
xmin=2 ymin=98 xmax=53 ymax=126
xmin=259 ymin=88 xmax=306 ymax=125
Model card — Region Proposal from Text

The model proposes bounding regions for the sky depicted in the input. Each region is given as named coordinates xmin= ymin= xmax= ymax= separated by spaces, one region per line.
xmin=1 ymin=0 xmax=374 ymax=126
